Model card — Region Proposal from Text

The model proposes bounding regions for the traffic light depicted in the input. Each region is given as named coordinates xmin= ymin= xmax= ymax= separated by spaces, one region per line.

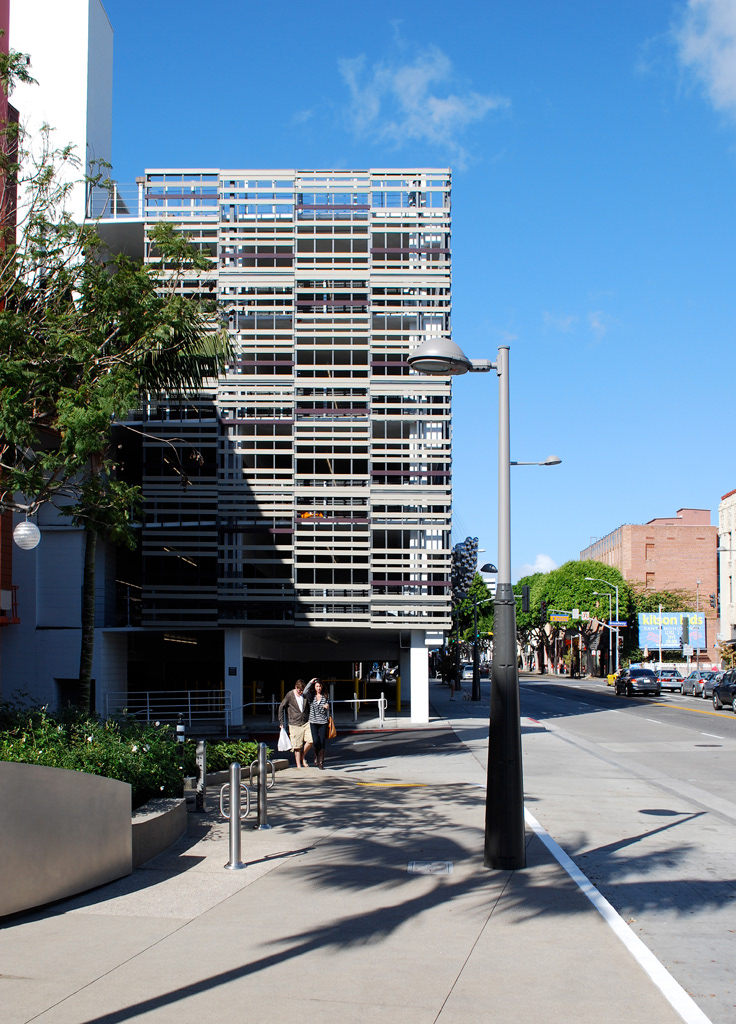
xmin=540 ymin=599 xmax=547 ymax=622
xmin=709 ymin=594 xmax=716 ymax=609
xmin=681 ymin=617 xmax=689 ymax=646
xmin=521 ymin=585 xmax=530 ymax=613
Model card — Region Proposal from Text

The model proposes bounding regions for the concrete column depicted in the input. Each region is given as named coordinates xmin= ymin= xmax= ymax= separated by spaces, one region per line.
xmin=399 ymin=645 xmax=411 ymax=710
xmin=409 ymin=630 xmax=429 ymax=724
xmin=224 ymin=629 xmax=244 ymax=726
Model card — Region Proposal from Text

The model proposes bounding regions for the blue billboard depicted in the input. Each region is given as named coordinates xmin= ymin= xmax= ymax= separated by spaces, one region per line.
xmin=637 ymin=612 xmax=706 ymax=651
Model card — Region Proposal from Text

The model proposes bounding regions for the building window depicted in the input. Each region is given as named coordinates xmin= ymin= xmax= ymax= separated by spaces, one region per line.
xmin=645 ymin=544 xmax=654 ymax=560
xmin=645 ymin=573 xmax=655 ymax=588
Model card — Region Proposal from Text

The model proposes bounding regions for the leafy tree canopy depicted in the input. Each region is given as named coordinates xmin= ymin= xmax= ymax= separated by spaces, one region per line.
xmin=455 ymin=571 xmax=493 ymax=641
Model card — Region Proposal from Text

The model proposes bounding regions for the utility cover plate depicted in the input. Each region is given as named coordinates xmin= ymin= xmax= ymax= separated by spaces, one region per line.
xmin=407 ymin=861 xmax=454 ymax=875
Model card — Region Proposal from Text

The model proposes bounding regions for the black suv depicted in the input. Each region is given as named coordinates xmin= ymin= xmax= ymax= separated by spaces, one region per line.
xmin=615 ymin=668 xmax=660 ymax=697
xmin=713 ymin=669 xmax=736 ymax=712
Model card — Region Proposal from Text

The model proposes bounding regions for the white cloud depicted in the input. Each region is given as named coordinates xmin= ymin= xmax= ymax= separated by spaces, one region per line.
xmin=543 ymin=311 xmax=578 ymax=333
xmin=339 ymin=44 xmax=509 ymax=166
xmin=587 ymin=310 xmax=609 ymax=340
xmin=516 ymin=554 xmax=558 ymax=580
xmin=676 ymin=0 xmax=736 ymax=116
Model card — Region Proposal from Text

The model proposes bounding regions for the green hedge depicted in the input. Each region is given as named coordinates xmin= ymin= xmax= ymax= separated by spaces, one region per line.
xmin=0 ymin=703 xmax=269 ymax=810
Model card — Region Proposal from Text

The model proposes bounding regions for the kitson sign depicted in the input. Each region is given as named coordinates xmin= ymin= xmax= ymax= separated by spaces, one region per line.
xmin=638 ymin=612 xmax=706 ymax=651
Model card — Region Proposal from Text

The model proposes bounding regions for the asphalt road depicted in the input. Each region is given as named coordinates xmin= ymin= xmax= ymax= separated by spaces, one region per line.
xmin=519 ymin=674 xmax=736 ymax=1024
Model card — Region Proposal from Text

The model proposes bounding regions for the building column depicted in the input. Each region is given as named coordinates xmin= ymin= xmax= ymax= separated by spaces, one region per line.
xmin=409 ymin=629 xmax=429 ymax=724
xmin=224 ymin=628 xmax=244 ymax=727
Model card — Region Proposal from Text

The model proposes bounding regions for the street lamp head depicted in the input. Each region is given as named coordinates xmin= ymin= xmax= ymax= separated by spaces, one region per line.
xmin=480 ymin=562 xmax=498 ymax=573
xmin=542 ymin=455 xmax=562 ymax=466
xmin=407 ymin=338 xmax=473 ymax=376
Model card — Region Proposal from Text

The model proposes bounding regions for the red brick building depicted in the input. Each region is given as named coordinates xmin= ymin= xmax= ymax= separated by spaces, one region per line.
xmin=580 ymin=509 xmax=719 ymax=665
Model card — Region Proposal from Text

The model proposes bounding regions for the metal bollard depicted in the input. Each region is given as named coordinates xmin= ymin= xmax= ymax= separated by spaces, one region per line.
xmin=379 ymin=692 xmax=385 ymax=727
xmin=353 ymin=692 xmax=358 ymax=723
xmin=220 ymin=762 xmax=249 ymax=870
xmin=249 ymin=742 xmax=275 ymax=830
xmin=195 ymin=738 xmax=207 ymax=812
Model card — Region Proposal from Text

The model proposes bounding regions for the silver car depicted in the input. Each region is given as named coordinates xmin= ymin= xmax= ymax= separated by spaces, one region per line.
xmin=680 ymin=670 xmax=716 ymax=697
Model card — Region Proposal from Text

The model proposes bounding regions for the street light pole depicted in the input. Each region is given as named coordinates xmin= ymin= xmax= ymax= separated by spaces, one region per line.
xmin=585 ymin=576 xmax=620 ymax=673
xmin=593 ymin=591 xmax=612 ymax=674
xmin=407 ymin=339 xmax=558 ymax=871
xmin=484 ymin=345 xmax=525 ymax=869
xmin=696 ymin=579 xmax=701 ymax=672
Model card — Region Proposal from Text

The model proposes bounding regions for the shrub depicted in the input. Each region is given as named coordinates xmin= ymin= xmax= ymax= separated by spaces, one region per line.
xmin=0 ymin=701 xmax=273 ymax=810
xmin=0 ymin=705 xmax=184 ymax=809
xmin=179 ymin=739 xmax=269 ymax=775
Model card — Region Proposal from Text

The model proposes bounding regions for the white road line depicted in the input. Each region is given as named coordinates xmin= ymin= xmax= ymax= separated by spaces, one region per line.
xmin=524 ymin=808 xmax=713 ymax=1024
xmin=700 ymin=732 xmax=723 ymax=739
xmin=645 ymin=719 xmax=662 ymax=725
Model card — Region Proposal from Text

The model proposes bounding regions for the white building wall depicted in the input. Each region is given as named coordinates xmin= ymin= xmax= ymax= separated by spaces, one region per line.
xmin=10 ymin=0 xmax=113 ymax=222
xmin=718 ymin=491 xmax=736 ymax=644
xmin=95 ymin=632 xmax=128 ymax=715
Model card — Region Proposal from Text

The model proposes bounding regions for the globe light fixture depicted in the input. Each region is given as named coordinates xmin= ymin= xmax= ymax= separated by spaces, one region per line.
xmin=13 ymin=520 xmax=41 ymax=550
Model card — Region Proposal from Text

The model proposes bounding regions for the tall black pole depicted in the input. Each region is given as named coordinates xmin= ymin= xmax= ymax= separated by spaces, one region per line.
xmin=484 ymin=346 xmax=525 ymax=870
xmin=472 ymin=600 xmax=481 ymax=700
xmin=455 ymin=608 xmax=461 ymax=684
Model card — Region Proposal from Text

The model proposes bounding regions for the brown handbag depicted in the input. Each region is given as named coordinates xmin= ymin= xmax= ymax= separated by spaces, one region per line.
xmin=328 ymin=715 xmax=337 ymax=739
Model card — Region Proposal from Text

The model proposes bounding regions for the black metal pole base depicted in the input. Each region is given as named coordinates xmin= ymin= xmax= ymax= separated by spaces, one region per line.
xmin=484 ymin=583 xmax=526 ymax=870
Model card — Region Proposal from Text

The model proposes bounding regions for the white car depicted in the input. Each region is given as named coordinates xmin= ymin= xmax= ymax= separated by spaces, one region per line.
xmin=461 ymin=664 xmax=474 ymax=681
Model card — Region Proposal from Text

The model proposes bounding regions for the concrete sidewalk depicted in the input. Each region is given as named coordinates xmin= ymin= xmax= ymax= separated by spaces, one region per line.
xmin=0 ymin=679 xmax=697 ymax=1024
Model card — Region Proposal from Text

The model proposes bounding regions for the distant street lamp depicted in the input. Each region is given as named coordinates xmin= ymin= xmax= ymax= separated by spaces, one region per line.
xmin=408 ymin=339 xmax=560 ymax=870
xmin=510 ymin=456 xmax=562 ymax=466
xmin=585 ymin=576 xmax=619 ymax=673
xmin=592 ymin=591 xmax=613 ymax=674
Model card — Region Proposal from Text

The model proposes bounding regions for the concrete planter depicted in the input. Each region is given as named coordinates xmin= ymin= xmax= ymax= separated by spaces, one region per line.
xmin=0 ymin=761 xmax=132 ymax=918
xmin=132 ymin=797 xmax=187 ymax=868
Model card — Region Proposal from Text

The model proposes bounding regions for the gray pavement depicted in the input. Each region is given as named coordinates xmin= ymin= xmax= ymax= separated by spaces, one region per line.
xmin=0 ymin=677 xmax=705 ymax=1024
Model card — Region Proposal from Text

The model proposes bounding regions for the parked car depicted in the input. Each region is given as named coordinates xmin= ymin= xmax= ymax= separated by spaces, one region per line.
xmin=713 ymin=670 xmax=736 ymax=712
xmin=704 ymin=671 xmax=724 ymax=699
xmin=461 ymin=663 xmax=474 ymax=681
xmin=615 ymin=668 xmax=661 ymax=697
xmin=679 ymin=670 xmax=716 ymax=697
xmin=655 ymin=666 xmax=683 ymax=692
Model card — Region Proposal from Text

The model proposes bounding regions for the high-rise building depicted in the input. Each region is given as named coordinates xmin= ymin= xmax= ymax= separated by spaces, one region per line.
xmin=97 ymin=167 xmax=454 ymax=722
xmin=10 ymin=0 xmax=113 ymax=223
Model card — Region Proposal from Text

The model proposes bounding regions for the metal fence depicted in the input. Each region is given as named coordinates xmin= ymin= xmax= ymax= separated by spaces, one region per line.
xmin=105 ymin=689 xmax=232 ymax=730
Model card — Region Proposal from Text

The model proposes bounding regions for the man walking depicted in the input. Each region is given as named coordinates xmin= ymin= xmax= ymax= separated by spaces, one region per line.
xmin=278 ymin=678 xmax=312 ymax=768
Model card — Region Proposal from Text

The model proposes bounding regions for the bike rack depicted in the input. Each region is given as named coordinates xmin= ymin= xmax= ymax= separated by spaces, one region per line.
xmin=219 ymin=762 xmax=250 ymax=869
xmin=248 ymin=742 xmax=275 ymax=830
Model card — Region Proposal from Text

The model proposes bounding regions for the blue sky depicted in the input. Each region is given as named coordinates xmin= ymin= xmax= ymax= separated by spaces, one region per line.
xmin=102 ymin=0 xmax=736 ymax=579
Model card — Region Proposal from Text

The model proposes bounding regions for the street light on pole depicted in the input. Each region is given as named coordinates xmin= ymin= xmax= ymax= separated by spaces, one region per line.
xmin=592 ymin=591 xmax=612 ymax=674
xmin=585 ymin=576 xmax=620 ymax=674
xmin=460 ymin=584 xmax=496 ymax=702
xmin=408 ymin=339 xmax=560 ymax=870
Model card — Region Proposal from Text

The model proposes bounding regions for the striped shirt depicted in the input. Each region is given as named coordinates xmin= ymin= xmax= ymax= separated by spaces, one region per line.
xmin=309 ymin=694 xmax=329 ymax=724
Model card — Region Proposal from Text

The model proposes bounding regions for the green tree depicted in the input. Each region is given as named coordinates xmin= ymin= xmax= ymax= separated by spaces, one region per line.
xmin=456 ymin=572 xmax=494 ymax=643
xmin=514 ymin=573 xmax=547 ymax=672
xmin=533 ymin=561 xmax=634 ymax=675
xmin=0 ymin=50 xmax=230 ymax=706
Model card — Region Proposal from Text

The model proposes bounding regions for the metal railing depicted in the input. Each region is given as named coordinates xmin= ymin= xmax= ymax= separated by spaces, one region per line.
xmin=105 ymin=689 xmax=232 ymax=730
xmin=225 ymin=690 xmax=388 ymax=735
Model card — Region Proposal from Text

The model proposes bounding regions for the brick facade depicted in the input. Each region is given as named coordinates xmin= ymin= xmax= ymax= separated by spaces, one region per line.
xmin=581 ymin=509 xmax=720 ymax=665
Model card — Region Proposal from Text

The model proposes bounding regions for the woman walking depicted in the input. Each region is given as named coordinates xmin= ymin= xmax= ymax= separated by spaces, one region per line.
xmin=307 ymin=677 xmax=330 ymax=769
